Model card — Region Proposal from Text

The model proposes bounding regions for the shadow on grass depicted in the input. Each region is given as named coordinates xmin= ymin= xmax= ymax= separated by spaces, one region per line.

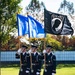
xmin=1 ymin=63 xmax=20 ymax=68
xmin=57 ymin=64 xmax=75 ymax=69
xmin=1 ymin=63 xmax=75 ymax=69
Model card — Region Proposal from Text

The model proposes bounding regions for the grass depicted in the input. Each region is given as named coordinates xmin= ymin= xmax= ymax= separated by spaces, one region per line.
xmin=1 ymin=67 xmax=19 ymax=75
xmin=1 ymin=64 xmax=19 ymax=75
xmin=1 ymin=64 xmax=75 ymax=75
xmin=56 ymin=67 xmax=75 ymax=75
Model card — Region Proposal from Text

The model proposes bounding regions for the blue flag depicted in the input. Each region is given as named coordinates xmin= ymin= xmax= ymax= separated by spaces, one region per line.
xmin=17 ymin=14 xmax=28 ymax=36
xmin=28 ymin=15 xmax=45 ymax=38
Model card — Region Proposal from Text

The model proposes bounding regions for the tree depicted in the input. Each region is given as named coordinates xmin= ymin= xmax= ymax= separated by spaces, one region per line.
xmin=25 ymin=0 xmax=45 ymax=24
xmin=69 ymin=36 xmax=75 ymax=49
xmin=46 ymin=34 xmax=63 ymax=50
xmin=58 ymin=0 xmax=74 ymax=14
xmin=58 ymin=0 xmax=75 ymax=50
xmin=22 ymin=0 xmax=45 ymax=51
xmin=26 ymin=0 xmax=45 ymax=12
xmin=0 ymin=0 xmax=22 ymax=50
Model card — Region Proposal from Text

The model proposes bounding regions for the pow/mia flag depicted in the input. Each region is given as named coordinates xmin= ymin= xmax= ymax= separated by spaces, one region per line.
xmin=44 ymin=9 xmax=74 ymax=35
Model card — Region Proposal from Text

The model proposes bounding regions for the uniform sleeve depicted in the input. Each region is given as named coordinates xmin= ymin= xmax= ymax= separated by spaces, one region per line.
xmin=15 ymin=48 xmax=22 ymax=59
xmin=40 ymin=53 xmax=47 ymax=67
xmin=15 ymin=53 xmax=20 ymax=59
xmin=52 ymin=55 xmax=56 ymax=73
xmin=37 ymin=54 xmax=42 ymax=72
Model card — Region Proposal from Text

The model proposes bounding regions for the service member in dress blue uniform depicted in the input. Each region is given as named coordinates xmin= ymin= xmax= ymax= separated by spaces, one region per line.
xmin=42 ymin=45 xmax=56 ymax=75
xmin=28 ymin=45 xmax=42 ymax=75
xmin=15 ymin=45 xmax=29 ymax=75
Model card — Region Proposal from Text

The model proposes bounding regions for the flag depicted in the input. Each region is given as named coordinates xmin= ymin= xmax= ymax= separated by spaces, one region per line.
xmin=17 ymin=14 xmax=28 ymax=36
xmin=44 ymin=9 xmax=74 ymax=35
xmin=28 ymin=15 xmax=45 ymax=38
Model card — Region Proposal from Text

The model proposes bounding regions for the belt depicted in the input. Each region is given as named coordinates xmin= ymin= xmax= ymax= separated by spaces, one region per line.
xmin=21 ymin=64 xmax=27 ymax=66
xmin=32 ymin=63 xmax=39 ymax=66
xmin=45 ymin=64 xmax=52 ymax=66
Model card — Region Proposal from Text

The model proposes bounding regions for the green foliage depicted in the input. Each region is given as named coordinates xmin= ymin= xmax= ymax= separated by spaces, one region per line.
xmin=0 ymin=0 xmax=22 ymax=47
xmin=28 ymin=35 xmax=63 ymax=51
xmin=45 ymin=34 xmax=63 ymax=50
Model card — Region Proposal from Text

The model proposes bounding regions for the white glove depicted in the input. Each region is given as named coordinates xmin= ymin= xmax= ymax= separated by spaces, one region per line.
xmin=26 ymin=70 xmax=29 ymax=73
xmin=52 ymin=73 xmax=55 ymax=75
xmin=17 ymin=48 xmax=22 ymax=55
xmin=43 ymin=50 xmax=46 ymax=53
xmin=36 ymin=72 xmax=40 ymax=75
xmin=28 ymin=49 xmax=31 ymax=53
xmin=20 ymin=68 xmax=23 ymax=72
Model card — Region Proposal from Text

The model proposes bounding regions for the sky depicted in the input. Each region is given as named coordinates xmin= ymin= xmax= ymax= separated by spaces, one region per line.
xmin=20 ymin=0 xmax=75 ymax=36
xmin=21 ymin=0 xmax=75 ymax=13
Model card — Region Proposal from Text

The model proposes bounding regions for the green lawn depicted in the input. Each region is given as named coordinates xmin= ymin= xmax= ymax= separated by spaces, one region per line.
xmin=1 ymin=64 xmax=75 ymax=75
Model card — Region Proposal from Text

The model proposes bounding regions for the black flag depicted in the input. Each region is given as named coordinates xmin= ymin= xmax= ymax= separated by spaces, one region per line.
xmin=44 ymin=9 xmax=74 ymax=35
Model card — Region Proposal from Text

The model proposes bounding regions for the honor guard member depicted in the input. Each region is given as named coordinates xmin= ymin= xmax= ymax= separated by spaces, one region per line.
xmin=15 ymin=45 xmax=29 ymax=75
xmin=42 ymin=45 xmax=56 ymax=75
xmin=28 ymin=45 xmax=42 ymax=75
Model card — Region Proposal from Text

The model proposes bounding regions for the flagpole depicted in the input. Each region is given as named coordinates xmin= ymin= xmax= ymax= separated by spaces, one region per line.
xmin=44 ymin=8 xmax=46 ymax=50
xmin=43 ymin=32 xmax=47 ymax=73
xmin=17 ymin=13 xmax=22 ymax=68
xmin=18 ymin=36 xmax=21 ymax=48
xmin=44 ymin=27 xmax=46 ymax=49
xmin=17 ymin=13 xmax=21 ymax=68
xmin=43 ymin=28 xmax=45 ymax=50
xmin=27 ymin=15 xmax=33 ymax=73
xmin=27 ymin=15 xmax=31 ymax=45
xmin=43 ymin=8 xmax=47 ymax=73
xmin=18 ymin=36 xmax=22 ymax=68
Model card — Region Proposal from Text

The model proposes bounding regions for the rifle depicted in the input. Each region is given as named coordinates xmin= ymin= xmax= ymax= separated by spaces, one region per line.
xmin=30 ymin=53 xmax=34 ymax=73
xmin=43 ymin=53 xmax=47 ymax=72
xmin=16 ymin=48 xmax=22 ymax=71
